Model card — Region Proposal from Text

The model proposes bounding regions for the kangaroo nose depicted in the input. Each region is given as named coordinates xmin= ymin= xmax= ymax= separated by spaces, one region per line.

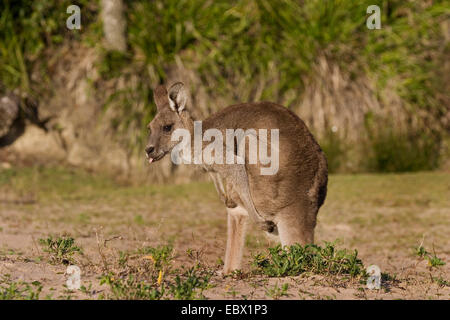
xmin=145 ymin=146 xmax=154 ymax=155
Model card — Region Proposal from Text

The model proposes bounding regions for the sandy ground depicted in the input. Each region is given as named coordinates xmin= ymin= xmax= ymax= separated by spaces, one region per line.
xmin=0 ymin=166 xmax=449 ymax=299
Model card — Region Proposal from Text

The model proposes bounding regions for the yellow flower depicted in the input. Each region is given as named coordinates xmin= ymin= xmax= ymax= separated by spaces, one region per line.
xmin=157 ymin=270 xmax=163 ymax=285
xmin=143 ymin=255 xmax=155 ymax=263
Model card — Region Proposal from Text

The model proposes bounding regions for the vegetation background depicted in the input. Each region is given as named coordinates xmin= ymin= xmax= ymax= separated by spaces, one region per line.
xmin=0 ymin=0 xmax=449 ymax=181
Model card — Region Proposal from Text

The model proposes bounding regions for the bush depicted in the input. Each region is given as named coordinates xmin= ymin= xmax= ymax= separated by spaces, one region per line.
xmin=39 ymin=236 xmax=82 ymax=265
xmin=0 ymin=0 xmax=96 ymax=91
xmin=320 ymin=129 xmax=346 ymax=173
xmin=253 ymin=242 xmax=364 ymax=278
xmin=367 ymin=130 xmax=441 ymax=172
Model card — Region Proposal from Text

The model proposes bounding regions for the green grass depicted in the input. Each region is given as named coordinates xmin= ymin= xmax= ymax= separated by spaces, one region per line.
xmin=0 ymin=165 xmax=117 ymax=202
xmin=327 ymin=172 xmax=450 ymax=208
xmin=99 ymin=241 xmax=211 ymax=300
xmin=0 ymin=276 xmax=43 ymax=300
xmin=1 ymin=166 xmax=449 ymax=214
xmin=0 ymin=165 xmax=214 ymax=203
xmin=100 ymin=267 xmax=212 ymax=300
xmin=265 ymin=282 xmax=290 ymax=299
xmin=253 ymin=242 xmax=364 ymax=278
xmin=432 ymin=276 xmax=449 ymax=287
xmin=137 ymin=244 xmax=174 ymax=270
xmin=168 ymin=267 xmax=212 ymax=300
xmin=99 ymin=274 xmax=165 ymax=300
xmin=100 ymin=243 xmax=211 ymax=300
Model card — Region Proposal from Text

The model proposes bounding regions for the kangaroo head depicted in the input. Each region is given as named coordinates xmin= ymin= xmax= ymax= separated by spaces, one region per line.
xmin=145 ymin=82 xmax=189 ymax=163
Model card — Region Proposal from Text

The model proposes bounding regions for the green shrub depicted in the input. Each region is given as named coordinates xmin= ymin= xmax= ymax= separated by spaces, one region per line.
xmin=253 ymin=242 xmax=364 ymax=278
xmin=39 ymin=236 xmax=82 ymax=265
xmin=138 ymin=244 xmax=174 ymax=270
xmin=0 ymin=276 xmax=42 ymax=300
xmin=366 ymin=128 xmax=441 ymax=172
xmin=320 ymin=129 xmax=346 ymax=173
xmin=168 ymin=267 xmax=211 ymax=300
xmin=100 ymin=274 xmax=164 ymax=300
xmin=0 ymin=0 xmax=96 ymax=91
xmin=415 ymin=244 xmax=446 ymax=268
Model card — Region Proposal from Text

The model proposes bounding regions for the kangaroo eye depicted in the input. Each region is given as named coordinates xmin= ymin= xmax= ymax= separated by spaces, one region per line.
xmin=163 ymin=124 xmax=173 ymax=132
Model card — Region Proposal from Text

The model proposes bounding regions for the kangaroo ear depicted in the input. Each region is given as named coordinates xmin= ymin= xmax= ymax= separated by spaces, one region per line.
xmin=153 ymin=85 xmax=169 ymax=111
xmin=168 ymin=82 xmax=187 ymax=113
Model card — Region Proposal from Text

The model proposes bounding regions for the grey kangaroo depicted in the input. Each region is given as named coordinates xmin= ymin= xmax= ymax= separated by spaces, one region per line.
xmin=145 ymin=82 xmax=328 ymax=274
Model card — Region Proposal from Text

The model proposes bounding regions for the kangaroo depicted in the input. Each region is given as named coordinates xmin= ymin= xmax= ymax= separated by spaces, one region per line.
xmin=146 ymin=82 xmax=328 ymax=274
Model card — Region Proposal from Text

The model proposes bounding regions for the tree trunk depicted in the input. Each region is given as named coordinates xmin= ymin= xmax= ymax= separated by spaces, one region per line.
xmin=100 ymin=0 xmax=127 ymax=52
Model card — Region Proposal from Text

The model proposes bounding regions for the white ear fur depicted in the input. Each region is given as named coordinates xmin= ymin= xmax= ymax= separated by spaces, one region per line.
xmin=168 ymin=82 xmax=187 ymax=113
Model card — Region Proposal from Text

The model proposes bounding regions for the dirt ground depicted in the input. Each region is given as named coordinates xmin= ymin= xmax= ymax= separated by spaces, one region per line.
xmin=0 ymin=165 xmax=449 ymax=299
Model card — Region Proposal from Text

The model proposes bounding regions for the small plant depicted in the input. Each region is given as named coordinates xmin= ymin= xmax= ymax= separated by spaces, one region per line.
xmin=265 ymin=282 xmax=290 ymax=299
xmin=100 ymin=274 xmax=164 ymax=300
xmin=79 ymin=283 xmax=94 ymax=296
xmin=381 ymin=272 xmax=397 ymax=283
xmin=138 ymin=244 xmax=174 ymax=270
xmin=415 ymin=244 xmax=429 ymax=258
xmin=100 ymin=266 xmax=211 ymax=300
xmin=427 ymin=255 xmax=446 ymax=268
xmin=168 ymin=267 xmax=212 ymax=300
xmin=112 ymin=244 xmax=176 ymax=290
xmin=414 ymin=244 xmax=446 ymax=268
xmin=225 ymin=286 xmax=240 ymax=298
xmin=101 ymin=243 xmax=211 ymax=300
xmin=432 ymin=276 xmax=449 ymax=287
xmin=253 ymin=242 xmax=364 ymax=278
xmin=39 ymin=236 xmax=81 ymax=265
xmin=227 ymin=269 xmax=248 ymax=280
xmin=118 ymin=251 xmax=129 ymax=268
xmin=0 ymin=276 xmax=42 ymax=300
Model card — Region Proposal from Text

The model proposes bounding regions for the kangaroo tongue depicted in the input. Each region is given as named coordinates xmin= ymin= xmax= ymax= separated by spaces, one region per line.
xmin=148 ymin=158 xmax=154 ymax=164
